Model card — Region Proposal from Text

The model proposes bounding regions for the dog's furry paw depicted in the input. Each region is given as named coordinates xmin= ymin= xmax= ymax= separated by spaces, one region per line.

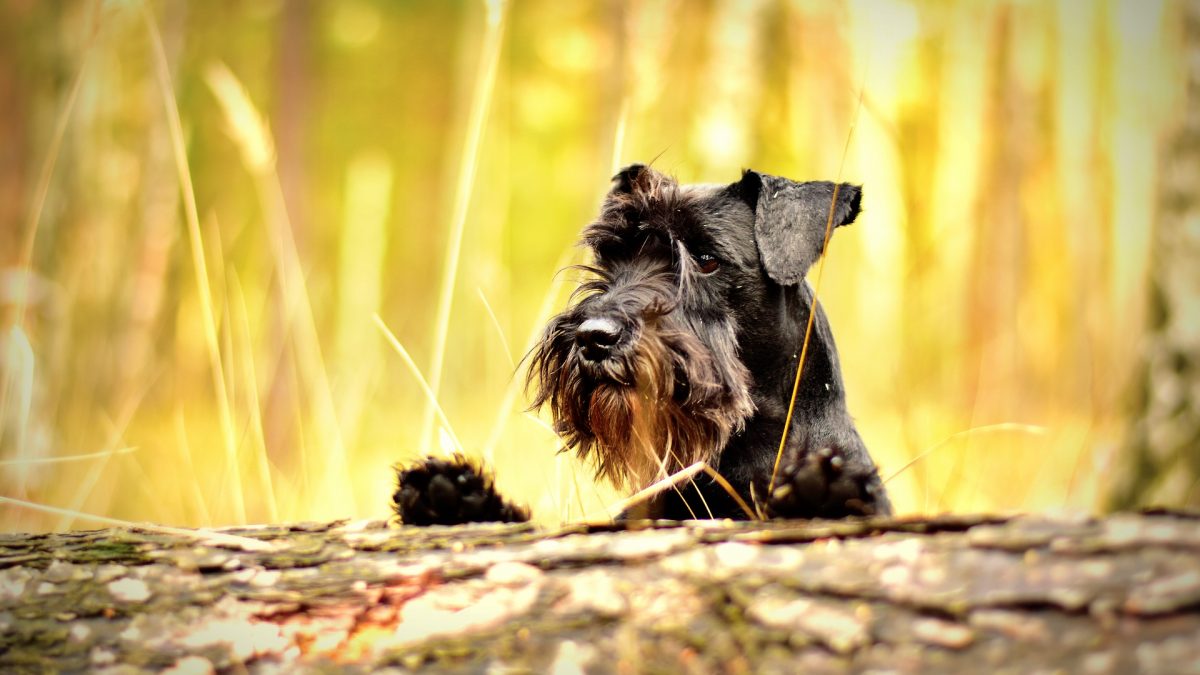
xmin=757 ymin=445 xmax=889 ymax=519
xmin=392 ymin=455 xmax=530 ymax=526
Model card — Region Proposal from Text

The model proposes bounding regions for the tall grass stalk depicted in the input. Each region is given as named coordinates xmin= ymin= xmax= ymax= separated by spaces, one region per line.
xmin=604 ymin=461 xmax=708 ymax=519
xmin=229 ymin=271 xmax=279 ymax=523
xmin=419 ymin=0 xmax=509 ymax=458
xmin=204 ymin=61 xmax=354 ymax=518
xmin=884 ymin=423 xmax=1048 ymax=484
xmin=333 ymin=153 xmax=392 ymax=486
xmin=0 ymin=446 xmax=136 ymax=466
xmin=142 ymin=4 xmax=246 ymax=524
xmin=55 ymin=388 xmax=146 ymax=531
xmin=481 ymin=80 xmax=630 ymax=511
xmin=768 ymin=84 xmax=864 ymax=493
xmin=610 ymin=99 xmax=630 ymax=174
xmin=12 ymin=2 xmax=99 ymax=326
xmin=0 ymin=495 xmax=275 ymax=551
xmin=1 ymin=327 xmax=34 ymax=494
xmin=480 ymin=245 xmax=576 ymax=464
xmin=259 ymin=141 xmax=352 ymax=517
xmin=477 ymin=288 xmax=516 ymax=370
xmin=1 ymin=5 xmax=98 ymax=484
xmin=173 ymin=409 xmax=213 ymax=526
xmin=373 ymin=315 xmax=465 ymax=456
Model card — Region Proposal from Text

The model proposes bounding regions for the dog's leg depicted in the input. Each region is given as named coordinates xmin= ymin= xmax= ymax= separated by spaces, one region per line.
xmin=392 ymin=455 xmax=530 ymax=526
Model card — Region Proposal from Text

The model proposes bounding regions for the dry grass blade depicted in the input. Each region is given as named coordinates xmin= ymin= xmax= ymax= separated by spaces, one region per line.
xmin=605 ymin=461 xmax=707 ymax=519
xmin=769 ymin=82 xmax=864 ymax=494
xmin=141 ymin=2 xmax=245 ymax=524
xmin=568 ymin=461 xmax=587 ymax=523
xmin=698 ymin=464 xmax=757 ymax=520
xmin=522 ymin=412 xmax=558 ymax=437
xmin=56 ymin=376 xmax=153 ymax=531
xmin=481 ymin=244 xmax=578 ymax=463
xmin=373 ymin=314 xmax=465 ymax=456
xmin=174 ymin=408 xmax=213 ymax=526
xmin=1 ymin=3 xmax=99 ymax=462
xmin=12 ymin=0 xmax=100 ymax=325
xmin=420 ymin=0 xmax=509 ymax=456
xmin=477 ymin=287 xmax=516 ymax=370
xmin=603 ymin=461 xmax=756 ymax=521
xmin=768 ymin=181 xmax=843 ymax=493
xmin=610 ymin=98 xmax=630 ymax=174
xmin=229 ymin=270 xmax=279 ymax=523
xmin=0 ymin=495 xmax=277 ymax=552
xmin=205 ymin=58 xmax=352 ymax=516
xmin=1 ymin=327 xmax=34 ymax=477
xmin=884 ymin=423 xmax=1048 ymax=485
xmin=203 ymin=63 xmax=275 ymax=172
xmin=0 ymin=446 xmax=136 ymax=466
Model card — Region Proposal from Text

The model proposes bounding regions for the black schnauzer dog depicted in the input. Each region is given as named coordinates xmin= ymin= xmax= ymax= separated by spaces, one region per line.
xmin=394 ymin=164 xmax=891 ymax=525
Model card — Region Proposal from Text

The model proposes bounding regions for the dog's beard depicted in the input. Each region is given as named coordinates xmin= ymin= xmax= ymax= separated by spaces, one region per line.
xmin=530 ymin=318 xmax=754 ymax=493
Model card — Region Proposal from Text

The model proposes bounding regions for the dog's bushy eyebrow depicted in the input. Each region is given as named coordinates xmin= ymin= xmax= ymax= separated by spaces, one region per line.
xmin=584 ymin=170 xmax=752 ymax=273
xmin=584 ymin=204 xmax=692 ymax=263
xmin=591 ymin=168 xmax=694 ymax=232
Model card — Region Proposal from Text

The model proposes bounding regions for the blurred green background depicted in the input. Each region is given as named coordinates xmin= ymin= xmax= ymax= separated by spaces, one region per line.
xmin=0 ymin=0 xmax=1189 ymax=530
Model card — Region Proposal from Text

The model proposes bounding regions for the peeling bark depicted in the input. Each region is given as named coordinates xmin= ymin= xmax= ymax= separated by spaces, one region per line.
xmin=1 ymin=513 xmax=1199 ymax=673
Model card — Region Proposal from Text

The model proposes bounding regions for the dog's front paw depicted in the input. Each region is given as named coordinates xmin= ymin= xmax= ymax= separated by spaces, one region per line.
xmin=758 ymin=446 xmax=889 ymax=520
xmin=392 ymin=455 xmax=530 ymax=526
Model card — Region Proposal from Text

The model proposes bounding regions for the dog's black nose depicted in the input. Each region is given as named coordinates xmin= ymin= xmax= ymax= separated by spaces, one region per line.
xmin=576 ymin=317 xmax=622 ymax=360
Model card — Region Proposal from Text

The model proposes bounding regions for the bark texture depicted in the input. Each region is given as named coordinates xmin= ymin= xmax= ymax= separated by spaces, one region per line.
xmin=1 ymin=513 xmax=1199 ymax=673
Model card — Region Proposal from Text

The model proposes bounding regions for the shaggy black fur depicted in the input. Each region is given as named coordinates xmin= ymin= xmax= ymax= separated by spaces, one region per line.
xmin=393 ymin=164 xmax=891 ymax=525
xmin=392 ymin=455 xmax=529 ymax=525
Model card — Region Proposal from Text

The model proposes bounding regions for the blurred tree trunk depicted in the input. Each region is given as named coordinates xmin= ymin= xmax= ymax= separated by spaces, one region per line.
xmin=1108 ymin=2 xmax=1200 ymax=511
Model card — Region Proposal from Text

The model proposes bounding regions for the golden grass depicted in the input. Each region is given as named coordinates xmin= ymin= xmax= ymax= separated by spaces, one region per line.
xmin=373 ymin=314 xmax=464 ymax=456
xmin=883 ymin=423 xmax=1049 ymax=486
xmin=769 ymin=80 xmax=863 ymax=493
xmin=0 ymin=495 xmax=275 ymax=552
xmin=0 ymin=446 xmax=136 ymax=466
xmin=604 ymin=461 xmax=708 ymax=519
xmin=0 ymin=0 xmax=1184 ymax=532
xmin=418 ymin=0 xmax=510 ymax=459
xmin=142 ymin=3 xmax=245 ymax=524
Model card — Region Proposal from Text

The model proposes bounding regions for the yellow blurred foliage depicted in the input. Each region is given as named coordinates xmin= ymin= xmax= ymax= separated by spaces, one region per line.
xmin=0 ymin=0 xmax=1189 ymax=530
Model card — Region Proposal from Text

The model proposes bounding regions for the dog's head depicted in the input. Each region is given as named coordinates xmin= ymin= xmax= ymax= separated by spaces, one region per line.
xmin=528 ymin=164 xmax=862 ymax=490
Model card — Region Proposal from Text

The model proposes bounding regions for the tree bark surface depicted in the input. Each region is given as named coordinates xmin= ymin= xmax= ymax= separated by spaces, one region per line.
xmin=1 ymin=513 xmax=1199 ymax=673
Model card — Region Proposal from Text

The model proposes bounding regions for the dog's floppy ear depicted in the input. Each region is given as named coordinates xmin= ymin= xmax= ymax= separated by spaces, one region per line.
xmin=737 ymin=170 xmax=862 ymax=286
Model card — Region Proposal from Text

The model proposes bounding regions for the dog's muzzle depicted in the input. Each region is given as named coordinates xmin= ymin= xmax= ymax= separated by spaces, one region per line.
xmin=575 ymin=317 xmax=623 ymax=362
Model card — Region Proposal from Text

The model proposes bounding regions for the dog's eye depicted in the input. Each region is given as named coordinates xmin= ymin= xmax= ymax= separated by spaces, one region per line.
xmin=696 ymin=253 xmax=721 ymax=275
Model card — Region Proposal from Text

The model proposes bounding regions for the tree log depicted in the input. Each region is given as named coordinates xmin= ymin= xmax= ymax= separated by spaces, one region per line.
xmin=1 ymin=513 xmax=1199 ymax=673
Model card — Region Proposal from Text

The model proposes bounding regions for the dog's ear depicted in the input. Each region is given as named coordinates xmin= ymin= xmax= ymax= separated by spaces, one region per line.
xmin=610 ymin=163 xmax=675 ymax=196
xmin=612 ymin=164 xmax=648 ymax=193
xmin=736 ymin=170 xmax=862 ymax=286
